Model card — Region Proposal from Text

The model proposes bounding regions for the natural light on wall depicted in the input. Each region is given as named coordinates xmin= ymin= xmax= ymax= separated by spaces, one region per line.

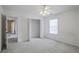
xmin=49 ymin=18 xmax=58 ymax=34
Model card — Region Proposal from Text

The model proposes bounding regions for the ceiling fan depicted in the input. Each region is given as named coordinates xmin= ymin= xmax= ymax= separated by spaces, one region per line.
xmin=40 ymin=5 xmax=51 ymax=16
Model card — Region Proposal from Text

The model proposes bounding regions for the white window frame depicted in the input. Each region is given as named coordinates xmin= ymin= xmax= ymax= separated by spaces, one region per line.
xmin=49 ymin=18 xmax=58 ymax=34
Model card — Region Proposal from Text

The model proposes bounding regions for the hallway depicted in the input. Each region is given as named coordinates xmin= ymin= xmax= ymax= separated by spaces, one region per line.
xmin=2 ymin=38 xmax=79 ymax=53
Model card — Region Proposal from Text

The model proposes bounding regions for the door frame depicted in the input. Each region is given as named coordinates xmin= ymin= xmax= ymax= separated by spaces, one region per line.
xmin=1 ymin=14 xmax=7 ymax=51
xmin=29 ymin=19 xmax=41 ymax=40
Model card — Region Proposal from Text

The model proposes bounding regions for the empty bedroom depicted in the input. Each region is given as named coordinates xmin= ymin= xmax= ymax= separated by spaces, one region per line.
xmin=0 ymin=5 xmax=79 ymax=53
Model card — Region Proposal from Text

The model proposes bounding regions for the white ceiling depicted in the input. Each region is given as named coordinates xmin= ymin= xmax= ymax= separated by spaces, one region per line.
xmin=2 ymin=5 xmax=79 ymax=16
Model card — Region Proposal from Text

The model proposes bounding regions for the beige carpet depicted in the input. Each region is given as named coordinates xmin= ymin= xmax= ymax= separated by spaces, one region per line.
xmin=2 ymin=38 xmax=79 ymax=53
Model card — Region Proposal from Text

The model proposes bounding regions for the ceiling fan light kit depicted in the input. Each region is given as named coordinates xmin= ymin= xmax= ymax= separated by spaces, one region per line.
xmin=40 ymin=5 xmax=50 ymax=16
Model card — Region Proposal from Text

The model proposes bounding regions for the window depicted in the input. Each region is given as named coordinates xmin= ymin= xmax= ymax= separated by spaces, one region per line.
xmin=49 ymin=18 xmax=58 ymax=34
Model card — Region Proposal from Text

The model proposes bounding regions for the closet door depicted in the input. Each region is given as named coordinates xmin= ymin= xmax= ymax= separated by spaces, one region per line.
xmin=1 ymin=15 xmax=7 ymax=50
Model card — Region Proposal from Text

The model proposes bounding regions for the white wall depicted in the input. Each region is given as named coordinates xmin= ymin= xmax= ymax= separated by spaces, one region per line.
xmin=44 ymin=9 xmax=78 ymax=46
xmin=17 ymin=17 xmax=29 ymax=42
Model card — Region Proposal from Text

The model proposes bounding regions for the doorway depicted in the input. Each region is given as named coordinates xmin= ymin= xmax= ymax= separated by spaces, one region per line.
xmin=6 ymin=17 xmax=18 ymax=43
xmin=29 ymin=19 xmax=41 ymax=40
xmin=1 ymin=15 xmax=7 ymax=51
